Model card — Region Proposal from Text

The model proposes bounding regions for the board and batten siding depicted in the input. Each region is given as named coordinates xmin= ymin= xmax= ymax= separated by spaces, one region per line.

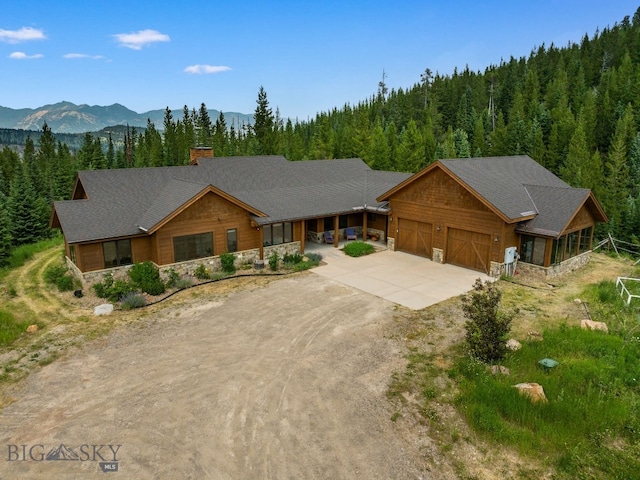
xmin=389 ymin=167 xmax=508 ymax=264
xmin=153 ymin=191 xmax=260 ymax=265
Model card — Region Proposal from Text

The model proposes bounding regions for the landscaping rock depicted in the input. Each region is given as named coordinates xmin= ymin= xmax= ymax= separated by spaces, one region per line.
xmin=514 ymin=382 xmax=548 ymax=403
xmin=490 ymin=365 xmax=510 ymax=375
xmin=506 ymin=339 xmax=521 ymax=351
xmin=581 ymin=319 xmax=608 ymax=333
xmin=527 ymin=331 xmax=543 ymax=341
xmin=94 ymin=304 xmax=114 ymax=316
xmin=26 ymin=324 xmax=39 ymax=334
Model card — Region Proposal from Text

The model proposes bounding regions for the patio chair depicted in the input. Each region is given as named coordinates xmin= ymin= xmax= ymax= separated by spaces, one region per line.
xmin=323 ymin=231 xmax=334 ymax=244
xmin=345 ymin=227 xmax=357 ymax=241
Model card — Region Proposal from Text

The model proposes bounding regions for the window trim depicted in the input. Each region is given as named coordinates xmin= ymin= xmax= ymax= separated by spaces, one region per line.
xmin=263 ymin=222 xmax=294 ymax=247
xmin=226 ymin=228 xmax=238 ymax=253
xmin=173 ymin=232 xmax=213 ymax=263
xmin=103 ymin=239 xmax=133 ymax=268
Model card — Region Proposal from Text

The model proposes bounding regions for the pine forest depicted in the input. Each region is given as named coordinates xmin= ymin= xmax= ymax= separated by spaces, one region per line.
xmin=2 ymin=8 xmax=640 ymax=261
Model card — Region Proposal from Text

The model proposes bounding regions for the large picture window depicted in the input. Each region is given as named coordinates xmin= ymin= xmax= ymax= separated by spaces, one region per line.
xmin=263 ymin=222 xmax=293 ymax=247
xmin=174 ymin=232 xmax=213 ymax=262
xmin=520 ymin=235 xmax=546 ymax=266
xmin=551 ymin=227 xmax=594 ymax=265
xmin=103 ymin=239 xmax=132 ymax=268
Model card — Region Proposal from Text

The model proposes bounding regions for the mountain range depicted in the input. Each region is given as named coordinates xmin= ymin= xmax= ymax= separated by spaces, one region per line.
xmin=0 ymin=101 xmax=254 ymax=134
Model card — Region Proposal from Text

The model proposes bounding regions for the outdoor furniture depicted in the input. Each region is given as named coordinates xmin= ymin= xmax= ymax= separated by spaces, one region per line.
xmin=345 ymin=227 xmax=357 ymax=241
xmin=323 ymin=231 xmax=334 ymax=244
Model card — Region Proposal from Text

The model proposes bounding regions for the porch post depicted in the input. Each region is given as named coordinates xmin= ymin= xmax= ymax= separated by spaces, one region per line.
xmin=300 ymin=220 xmax=306 ymax=253
xmin=362 ymin=212 xmax=368 ymax=241
xmin=333 ymin=215 xmax=339 ymax=248
xmin=259 ymin=226 xmax=264 ymax=260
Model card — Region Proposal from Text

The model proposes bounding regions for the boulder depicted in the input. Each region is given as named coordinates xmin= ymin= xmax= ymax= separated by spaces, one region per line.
xmin=514 ymin=382 xmax=548 ymax=403
xmin=26 ymin=324 xmax=39 ymax=334
xmin=580 ymin=319 xmax=608 ymax=333
xmin=506 ymin=339 xmax=522 ymax=351
xmin=490 ymin=365 xmax=510 ymax=375
xmin=94 ymin=303 xmax=114 ymax=316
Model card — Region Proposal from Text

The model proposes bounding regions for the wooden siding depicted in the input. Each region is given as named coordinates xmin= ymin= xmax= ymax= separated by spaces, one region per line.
xmin=566 ymin=204 xmax=596 ymax=233
xmin=77 ymin=242 xmax=104 ymax=272
xmin=153 ymin=191 xmax=259 ymax=265
xmin=389 ymin=167 xmax=507 ymax=263
xmin=131 ymin=237 xmax=153 ymax=264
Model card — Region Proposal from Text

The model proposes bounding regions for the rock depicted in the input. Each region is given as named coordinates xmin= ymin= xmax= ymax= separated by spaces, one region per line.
xmin=26 ymin=324 xmax=39 ymax=334
xmin=506 ymin=338 xmax=522 ymax=351
xmin=490 ymin=365 xmax=510 ymax=375
xmin=527 ymin=331 xmax=543 ymax=341
xmin=514 ymin=382 xmax=548 ymax=403
xmin=574 ymin=298 xmax=582 ymax=304
xmin=581 ymin=319 xmax=608 ymax=333
xmin=94 ymin=303 xmax=114 ymax=316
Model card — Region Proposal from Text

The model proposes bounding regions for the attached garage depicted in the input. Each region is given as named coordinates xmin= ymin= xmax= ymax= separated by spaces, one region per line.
xmin=446 ymin=228 xmax=491 ymax=273
xmin=396 ymin=219 xmax=432 ymax=258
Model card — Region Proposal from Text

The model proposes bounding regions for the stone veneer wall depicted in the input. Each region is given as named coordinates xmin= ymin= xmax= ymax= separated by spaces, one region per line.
xmin=514 ymin=251 xmax=592 ymax=280
xmin=432 ymin=248 xmax=443 ymax=264
xmin=386 ymin=236 xmax=395 ymax=251
xmin=74 ymin=242 xmax=302 ymax=289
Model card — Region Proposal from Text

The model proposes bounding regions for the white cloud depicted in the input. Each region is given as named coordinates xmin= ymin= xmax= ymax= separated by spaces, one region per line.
xmin=113 ymin=29 xmax=170 ymax=50
xmin=0 ymin=27 xmax=46 ymax=44
xmin=184 ymin=64 xmax=231 ymax=75
xmin=63 ymin=53 xmax=104 ymax=60
xmin=9 ymin=51 xmax=43 ymax=60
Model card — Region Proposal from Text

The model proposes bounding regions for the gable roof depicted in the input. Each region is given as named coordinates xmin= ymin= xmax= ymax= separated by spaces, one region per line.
xmin=378 ymin=155 xmax=607 ymax=237
xmin=53 ymin=156 xmax=411 ymax=244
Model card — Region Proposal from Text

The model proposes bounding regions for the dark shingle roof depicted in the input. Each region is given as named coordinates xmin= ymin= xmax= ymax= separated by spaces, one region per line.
xmin=440 ymin=156 xmax=569 ymax=220
xmin=54 ymin=156 xmax=411 ymax=244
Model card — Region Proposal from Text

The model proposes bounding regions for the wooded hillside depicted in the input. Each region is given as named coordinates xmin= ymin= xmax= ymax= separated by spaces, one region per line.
xmin=1 ymin=7 xmax=640 ymax=260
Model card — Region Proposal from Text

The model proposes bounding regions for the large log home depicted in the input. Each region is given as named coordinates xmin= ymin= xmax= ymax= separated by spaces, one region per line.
xmin=51 ymin=151 xmax=607 ymax=284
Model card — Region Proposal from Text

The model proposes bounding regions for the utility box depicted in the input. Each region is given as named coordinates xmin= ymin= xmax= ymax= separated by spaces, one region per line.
xmin=504 ymin=246 xmax=518 ymax=264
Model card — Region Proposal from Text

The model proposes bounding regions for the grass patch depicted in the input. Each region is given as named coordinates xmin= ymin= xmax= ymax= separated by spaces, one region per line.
xmin=0 ymin=310 xmax=32 ymax=347
xmin=343 ymin=241 xmax=375 ymax=257
xmin=0 ymin=236 xmax=63 ymax=281
xmin=451 ymin=325 xmax=640 ymax=478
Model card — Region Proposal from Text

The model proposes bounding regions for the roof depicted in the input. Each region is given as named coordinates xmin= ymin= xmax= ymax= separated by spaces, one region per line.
xmin=378 ymin=155 xmax=607 ymax=237
xmin=53 ymin=156 xmax=411 ymax=244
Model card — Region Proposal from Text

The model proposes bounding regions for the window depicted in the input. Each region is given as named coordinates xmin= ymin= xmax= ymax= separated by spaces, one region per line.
xmin=566 ymin=231 xmax=580 ymax=259
xmin=551 ymin=236 xmax=565 ymax=265
xmin=519 ymin=235 xmax=546 ymax=266
xmin=263 ymin=222 xmax=294 ymax=247
xmin=579 ymin=227 xmax=592 ymax=253
xmin=173 ymin=232 xmax=213 ymax=262
xmin=339 ymin=215 xmax=348 ymax=229
xmin=323 ymin=217 xmax=334 ymax=231
xmin=69 ymin=245 xmax=76 ymax=264
xmin=227 ymin=229 xmax=238 ymax=253
xmin=103 ymin=239 xmax=132 ymax=268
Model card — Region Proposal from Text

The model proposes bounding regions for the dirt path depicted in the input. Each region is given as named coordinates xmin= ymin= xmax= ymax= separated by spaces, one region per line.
xmin=0 ymin=274 xmax=437 ymax=479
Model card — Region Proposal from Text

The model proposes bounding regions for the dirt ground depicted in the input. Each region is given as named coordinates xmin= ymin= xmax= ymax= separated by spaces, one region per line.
xmin=0 ymin=273 xmax=442 ymax=479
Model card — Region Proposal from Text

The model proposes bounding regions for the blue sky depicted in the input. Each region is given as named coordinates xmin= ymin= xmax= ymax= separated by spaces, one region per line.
xmin=0 ymin=1 xmax=637 ymax=120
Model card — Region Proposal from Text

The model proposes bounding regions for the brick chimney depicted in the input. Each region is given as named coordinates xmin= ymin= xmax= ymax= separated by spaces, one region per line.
xmin=189 ymin=146 xmax=214 ymax=164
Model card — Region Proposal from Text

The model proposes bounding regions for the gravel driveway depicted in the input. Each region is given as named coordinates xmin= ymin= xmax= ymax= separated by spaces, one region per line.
xmin=0 ymin=274 xmax=434 ymax=479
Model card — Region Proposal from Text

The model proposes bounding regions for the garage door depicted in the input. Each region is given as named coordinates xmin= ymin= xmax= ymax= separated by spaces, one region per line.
xmin=397 ymin=219 xmax=432 ymax=258
xmin=446 ymin=228 xmax=491 ymax=273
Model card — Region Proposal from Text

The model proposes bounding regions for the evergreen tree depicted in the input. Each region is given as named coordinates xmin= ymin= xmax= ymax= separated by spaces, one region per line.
xmin=396 ymin=119 xmax=425 ymax=171
xmin=196 ymin=103 xmax=213 ymax=147
xmin=7 ymin=162 xmax=50 ymax=245
xmin=367 ymin=123 xmax=391 ymax=170
xmin=454 ymin=128 xmax=471 ymax=158
xmin=253 ymin=86 xmax=278 ymax=155
xmin=0 ymin=189 xmax=12 ymax=266
xmin=106 ymin=134 xmax=116 ymax=168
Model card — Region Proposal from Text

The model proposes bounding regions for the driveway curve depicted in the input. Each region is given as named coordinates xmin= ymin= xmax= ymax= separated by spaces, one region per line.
xmin=0 ymin=274 xmax=435 ymax=479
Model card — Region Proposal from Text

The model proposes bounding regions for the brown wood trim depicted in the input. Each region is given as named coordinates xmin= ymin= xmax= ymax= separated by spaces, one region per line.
xmin=559 ymin=194 xmax=608 ymax=236
xmin=333 ymin=215 xmax=339 ymax=248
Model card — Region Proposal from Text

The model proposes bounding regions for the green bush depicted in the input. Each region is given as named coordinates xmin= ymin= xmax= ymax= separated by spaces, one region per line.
xmin=283 ymin=252 xmax=304 ymax=266
xmin=93 ymin=273 xmax=135 ymax=302
xmin=43 ymin=262 xmax=76 ymax=292
xmin=220 ymin=252 xmax=237 ymax=274
xmin=165 ymin=268 xmax=181 ymax=289
xmin=268 ymin=251 xmax=279 ymax=271
xmin=343 ymin=241 xmax=375 ymax=257
xmin=128 ymin=261 xmax=165 ymax=296
xmin=194 ymin=264 xmax=210 ymax=280
xmin=462 ymin=279 xmax=516 ymax=363
xmin=120 ymin=292 xmax=147 ymax=309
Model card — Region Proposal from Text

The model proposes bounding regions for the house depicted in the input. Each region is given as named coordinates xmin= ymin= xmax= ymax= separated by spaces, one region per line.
xmin=51 ymin=149 xmax=410 ymax=284
xmin=377 ymin=155 xmax=608 ymax=277
xmin=51 ymin=152 xmax=607 ymax=285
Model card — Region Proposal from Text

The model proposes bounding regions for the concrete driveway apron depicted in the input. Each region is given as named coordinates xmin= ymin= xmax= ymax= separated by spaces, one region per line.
xmin=311 ymin=249 xmax=492 ymax=310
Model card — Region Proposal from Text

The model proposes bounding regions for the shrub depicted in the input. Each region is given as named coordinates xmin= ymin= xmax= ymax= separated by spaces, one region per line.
xmin=165 ymin=268 xmax=181 ymax=289
xmin=128 ymin=261 xmax=165 ymax=296
xmin=268 ymin=251 xmax=279 ymax=271
xmin=305 ymin=252 xmax=323 ymax=263
xmin=43 ymin=263 xmax=75 ymax=292
xmin=93 ymin=273 xmax=135 ymax=302
xmin=120 ymin=292 xmax=147 ymax=309
xmin=220 ymin=252 xmax=237 ymax=274
xmin=283 ymin=252 xmax=304 ymax=266
xmin=194 ymin=264 xmax=210 ymax=280
xmin=343 ymin=241 xmax=375 ymax=257
xmin=462 ymin=279 xmax=516 ymax=363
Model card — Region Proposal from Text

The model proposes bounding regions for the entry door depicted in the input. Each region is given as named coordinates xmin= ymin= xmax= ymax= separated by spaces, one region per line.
xmin=446 ymin=228 xmax=491 ymax=273
xmin=397 ymin=218 xmax=432 ymax=258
